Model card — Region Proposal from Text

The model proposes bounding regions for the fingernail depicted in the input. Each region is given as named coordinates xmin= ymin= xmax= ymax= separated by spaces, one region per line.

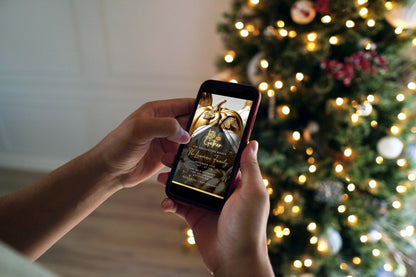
xmin=180 ymin=129 xmax=190 ymax=143
xmin=250 ymin=140 xmax=259 ymax=158
xmin=162 ymin=198 xmax=177 ymax=213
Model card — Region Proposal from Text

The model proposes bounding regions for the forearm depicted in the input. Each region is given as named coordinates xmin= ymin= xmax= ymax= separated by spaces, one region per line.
xmin=0 ymin=149 xmax=120 ymax=260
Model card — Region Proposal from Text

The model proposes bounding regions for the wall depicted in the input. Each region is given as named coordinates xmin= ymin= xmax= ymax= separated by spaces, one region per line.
xmin=0 ymin=0 xmax=230 ymax=171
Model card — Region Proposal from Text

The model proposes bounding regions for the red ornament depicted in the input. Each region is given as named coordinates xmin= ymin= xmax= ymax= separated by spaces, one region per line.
xmin=314 ymin=0 xmax=331 ymax=14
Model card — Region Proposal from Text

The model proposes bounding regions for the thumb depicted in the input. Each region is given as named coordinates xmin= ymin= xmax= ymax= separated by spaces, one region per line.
xmin=134 ymin=117 xmax=190 ymax=144
xmin=239 ymin=141 xmax=264 ymax=192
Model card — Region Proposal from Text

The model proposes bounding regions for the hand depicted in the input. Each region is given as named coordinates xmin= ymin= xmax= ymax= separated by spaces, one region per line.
xmin=90 ymin=98 xmax=194 ymax=188
xmin=158 ymin=141 xmax=274 ymax=276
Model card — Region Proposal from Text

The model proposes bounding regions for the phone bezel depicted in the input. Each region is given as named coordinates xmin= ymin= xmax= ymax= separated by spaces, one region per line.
xmin=166 ymin=80 xmax=261 ymax=211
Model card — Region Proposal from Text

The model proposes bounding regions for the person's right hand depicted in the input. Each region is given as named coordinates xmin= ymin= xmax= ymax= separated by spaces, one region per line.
xmin=158 ymin=141 xmax=274 ymax=276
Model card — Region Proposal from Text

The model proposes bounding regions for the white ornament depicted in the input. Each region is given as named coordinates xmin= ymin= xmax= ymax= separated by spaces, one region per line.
xmin=291 ymin=0 xmax=316 ymax=25
xmin=325 ymin=227 xmax=343 ymax=254
xmin=356 ymin=103 xmax=373 ymax=117
xmin=385 ymin=0 xmax=416 ymax=28
xmin=377 ymin=136 xmax=404 ymax=159
xmin=247 ymin=52 xmax=264 ymax=85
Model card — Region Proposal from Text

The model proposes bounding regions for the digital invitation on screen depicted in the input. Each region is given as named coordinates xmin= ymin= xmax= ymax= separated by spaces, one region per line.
xmin=171 ymin=92 xmax=253 ymax=199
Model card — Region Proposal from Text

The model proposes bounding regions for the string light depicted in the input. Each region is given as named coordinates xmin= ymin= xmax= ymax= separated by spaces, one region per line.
xmin=282 ymin=105 xmax=291 ymax=115
xmin=307 ymin=222 xmax=317 ymax=232
xmin=186 ymin=228 xmax=196 ymax=245
xmin=353 ymin=257 xmax=362 ymax=265
xmin=335 ymin=163 xmax=344 ymax=173
xmin=385 ymin=1 xmax=393 ymax=10
xmin=384 ymin=264 xmax=393 ymax=272
xmin=360 ymin=235 xmax=368 ymax=243
xmin=235 ymin=21 xmax=244 ymax=30
xmin=408 ymin=173 xmax=416 ymax=181
xmin=275 ymin=80 xmax=283 ymax=89
xmin=249 ymin=0 xmax=259 ymax=5
xmin=413 ymin=38 xmax=416 ymax=46
xmin=396 ymin=185 xmax=407 ymax=194
xmin=367 ymin=19 xmax=376 ymax=27
xmin=338 ymin=205 xmax=346 ymax=213
xmin=290 ymin=85 xmax=297 ymax=92
xmin=408 ymin=81 xmax=416 ymax=90
xmin=346 ymin=20 xmax=355 ymax=28
xmin=224 ymin=51 xmax=235 ymax=63
xmin=293 ymin=260 xmax=303 ymax=269
xmin=306 ymin=42 xmax=317 ymax=51
xmin=357 ymin=0 xmax=368 ymax=5
xmin=376 ymin=156 xmax=384 ymax=164
xmin=276 ymin=20 xmax=285 ymax=28
xmin=397 ymin=158 xmax=407 ymax=167
xmin=344 ymin=148 xmax=352 ymax=157
xmin=317 ymin=239 xmax=329 ymax=253
xmin=292 ymin=131 xmax=301 ymax=141
xmin=395 ymin=27 xmax=403 ymax=34
xmin=304 ymin=259 xmax=313 ymax=267
xmin=348 ymin=215 xmax=358 ymax=225
xmin=288 ymin=30 xmax=297 ymax=38
xmin=329 ymin=36 xmax=339 ymax=45
xmin=321 ymin=15 xmax=332 ymax=23
xmin=284 ymin=194 xmax=294 ymax=203
xmin=351 ymin=113 xmax=359 ymax=123
xmin=279 ymin=28 xmax=288 ymax=37
xmin=372 ymin=249 xmax=381 ymax=257
xmin=392 ymin=200 xmax=402 ymax=209
xmin=292 ymin=205 xmax=300 ymax=214
xmin=295 ymin=72 xmax=304 ymax=81
xmin=398 ymin=112 xmax=406 ymax=120
xmin=336 ymin=97 xmax=344 ymax=106
xmin=310 ymin=236 xmax=318 ymax=244
xmin=307 ymin=32 xmax=317 ymax=41
xmin=347 ymin=183 xmax=355 ymax=191
xmin=396 ymin=93 xmax=405 ymax=101
xmin=259 ymin=82 xmax=269 ymax=91
xmin=267 ymin=89 xmax=275 ymax=97
xmin=368 ymin=179 xmax=377 ymax=188
xmin=240 ymin=29 xmax=249 ymax=37
xmin=306 ymin=147 xmax=314 ymax=155
xmin=298 ymin=174 xmax=307 ymax=184
xmin=263 ymin=178 xmax=269 ymax=186
xmin=367 ymin=94 xmax=375 ymax=102
xmin=309 ymin=164 xmax=317 ymax=173
xmin=390 ymin=125 xmax=400 ymax=135
xmin=230 ymin=79 xmax=238 ymax=83
xmin=359 ymin=7 xmax=368 ymax=17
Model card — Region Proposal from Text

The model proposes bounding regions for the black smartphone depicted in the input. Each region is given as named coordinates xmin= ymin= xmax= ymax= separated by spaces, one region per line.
xmin=165 ymin=80 xmax=261 ymax=211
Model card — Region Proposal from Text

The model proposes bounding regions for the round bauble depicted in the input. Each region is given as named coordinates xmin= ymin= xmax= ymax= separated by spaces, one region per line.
xmin=291 ymin=0 xmax=316 ymax=25
xmin=247 ymin=52 xmax=264 ymax=86
xmin=377 ymin=136 xmax=404 ymax=159
xmin=356 ymin=102 xmax=373 ymax=117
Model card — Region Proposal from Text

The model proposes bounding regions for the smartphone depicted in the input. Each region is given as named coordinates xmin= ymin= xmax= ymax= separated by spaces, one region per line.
xmin=165 ymin=80 xmax=261 ymax=211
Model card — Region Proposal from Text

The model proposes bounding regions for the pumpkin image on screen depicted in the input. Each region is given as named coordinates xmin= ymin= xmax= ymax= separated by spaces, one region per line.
xmin=194 ymin=167 xmax=231 ymax=196
xmin=189 ymin=98 xmax=244 ymax=139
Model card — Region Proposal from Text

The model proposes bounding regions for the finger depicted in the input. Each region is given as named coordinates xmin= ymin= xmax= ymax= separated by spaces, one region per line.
xmin=133 ymin=117 xmax=190 ymax=144
xmin=239 ymin=141 xmax=267 ymax=194
xmin=161 ymin=152 xmax=176 ymax=167
xmin=146 ymin=98 xmax=195 ymax=118
xmin=157 ymin=172 xmax=170 ymax=185
xmin=161 ymin=198 xmax=190 ymax=220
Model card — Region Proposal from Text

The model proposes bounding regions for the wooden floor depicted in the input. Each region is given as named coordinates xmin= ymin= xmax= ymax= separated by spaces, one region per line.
xmin=0 ymin=168 xmax=209 ymax=277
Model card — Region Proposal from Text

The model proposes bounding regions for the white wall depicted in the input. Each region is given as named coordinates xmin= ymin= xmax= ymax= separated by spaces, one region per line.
xmin=0 ymin=0 xmax=230 ymax=171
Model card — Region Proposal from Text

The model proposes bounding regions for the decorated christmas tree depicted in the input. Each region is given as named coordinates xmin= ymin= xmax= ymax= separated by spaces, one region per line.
xmin=215 ymin=0 xmax=416 ymax=276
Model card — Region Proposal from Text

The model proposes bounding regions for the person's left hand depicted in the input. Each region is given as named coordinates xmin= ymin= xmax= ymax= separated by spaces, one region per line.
xmin=88 ymin=98 xmax=194 ymax=188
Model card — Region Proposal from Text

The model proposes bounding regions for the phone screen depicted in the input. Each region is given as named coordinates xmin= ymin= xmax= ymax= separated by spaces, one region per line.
xmin=170 ymin=92 xmax=254 ymax=200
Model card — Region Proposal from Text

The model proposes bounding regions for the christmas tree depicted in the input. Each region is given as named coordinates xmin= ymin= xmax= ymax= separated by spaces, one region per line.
xmin=215 ymin=0 xmax=416 ymax=276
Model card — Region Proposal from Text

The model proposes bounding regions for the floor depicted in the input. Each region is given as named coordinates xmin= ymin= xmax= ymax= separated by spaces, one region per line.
xmin=0 ymin=168 xmax=209 ymax=277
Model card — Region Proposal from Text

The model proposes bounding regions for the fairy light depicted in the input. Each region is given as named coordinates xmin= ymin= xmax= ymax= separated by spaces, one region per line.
xmin=230 ymin=79 xmax=238 ymax=83
xmin=310 ymin=236 xmax=318 ymax=244
xmin=281 ymin=105 xmax=291 ymax=115
xmin=392 ymin=200 xmax=402 ymax=209
xmin=309 ymin=164 xmax=317 ymax=173
xmin=292 ymin=131 xmax=301 ymax=141
xmin=384 ymin=264 xmax=393 ymax=272
xmin=346 ymin=20 xmax=355 ymax=28
xmin=292 ymin=205 xmax=300 ymax=214
xmin=413 ymin=38 xmax=416 ymax=46
xmin=372 ymin=249 xmax=381 ymax=257
xmin=275 ymin=80 xmax=283 ymax=89
xmin=306 ymin=147 xmax=314 ymax=155
xmin=307 ymin=32 xmax=317 ymax=41
xmin=347 ymin=183 xmax=355 ymax=191
xmin=304 ymin=259 xmax=313 ymax=267
xmin=385 ymin=1 xmax=393 ymax=10
xmin=369 ymin=179 xmax=377 ymax=188
xmin=335 ymin=163 xmax=344 ymax=173
xmin=288 ymin=30 xmax=297 ymax=38
xmin=307 ymin=222 xmax=317 ymax=232
xmin=397 ymin=158 xmax=407 ymax=167
xmin=224 ymin=51 xmax=235 ymax=63
xmin=235 ymin=21 xmax=244 ymax=30
xmin=408 ymin=173 xmax=416 ymax=181
xmin=360 ymin=235 xmax=368 ymax=243
xmin=284 ymin=194 xmax=294 ymax=203
xmin=391 ymin=125 xmax=400 ymax=135
xmin=344 ymin=148 xmax=352 ymax=157
xmin=353 ymin=257 xmax=362 ymax=265
xmin=367 ymin=94 xmax=375 ymax=102
xmin=298 ymin=174 xmax=307 ymax=184
xmin=317 ymin=239 xmax=329 ymax=253
xmin=338 ymin=205 xmax=346 ymax=213
xmin=396 ymin=93 xmax=405 ymax=101
xmin=296 ymin=72 xmax=304 ymax=81
xmin=367 ymin=19 xmax=376 ymax=27
xmin=246 ymin=24 xmax=255 ymax=32
xmin=348 ymin=215 xmax=358 ymax=225
xmin=395 ymin=27 xmax=403 ymax=34
xmin=267 ymin=89 xmax=275 ymax=97
xmin=293 ymin=260 xmax=303 ymax=269
xmin=376 ymin=156 xmax=384 ymax=164
xmin=276 ymin=20 xmax=285 ymax=28
xmin=290 ymin=85 xmax=297 ymax=92
xmin=308 ymin=157 xmax=315 ymax=164
xmin=186 ymin=228 xmax=196 ymax=245
xmin=408 ymin=81 xmax=416 ymax=90
xmin=240 ymin=29 xmax=249 ymax=37
xmin=357 ymin=0 xmax=368 ymax=5
xmin=260 ymin=59 xmax=269 ymax=69
xmin=398 ymin=112 xmax=407 ymax=120
xmin=359 ymin=7 xmax=368 ymax=17
xmin=329 ymin=36 xmax=339 ymax=45
xmin=279 ymin=28 xmax=288 ymax=37
xmin=396 ymin=185 xmax=407 ymax=194
xmin=321 ymin=15 xmax=332 ymax=23
xmin=306 ymin=42 xmax=316 ymax=51
xmin=351 ymin=113 xmax=359 ymax=123
xmin=259 ymin=82 xmax=269 ymax=91
xmin=263 ymin=178 xmax=269 ymax=187
xmin=340 ymin=263 xmax=348 ymax=270
xmin=336 ymin=97 xmax=344 ymax=106
xmin=249 ymin=0 xmax=259 ymax=5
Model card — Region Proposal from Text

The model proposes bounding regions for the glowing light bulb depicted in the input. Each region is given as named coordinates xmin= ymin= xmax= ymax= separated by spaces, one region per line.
xmin=306 ymin=147 xmax=314 ymax=155
xmin=367 ymin=19 xmax=376 ymax=27
xmin=348 ymin=215 xmax=358 ymax=225
xmin=408 ymin=81 xmax=416 ymax=90
xmin=384 ymin=264 xmax=393 ymax=272
xmin=309 ymin=165 xmax=317 ymax=173
xmin=260 ymin=59 xmax=269 ymax=69
xmin=281 ymin=105 xmax=290 ymax=115
xmin=336 ymin=97 xmax=344 ymax=106
xmin=295 ymin=72 xmax=304 ymax=81
xmin=396 ymin=185 xmax=406 ymax=194
xmin=372 ymin=249 xmax=381 ymax=257
xmin=259 ymin=82 xmax=268 ymax=91
xmin=275 ymin=80 xmax=283 ymax=89
xmin=306 ymin=42 xmax=316 ymax=51
xmin=347 ymin=183 xmax=355 ymax=191
xmin=396 ymin=93 xmax=405 ymax=101
xmin=392 ymin=200 xmax=402 ymax=209
xmin=329 ymin=36 xmax=339 ymax=45
xmin=279 ymin=28 xmax=288 ymax=37
xmin=346 ymin=20 xmax=355 ymax=28
xmin=338 ymin=205 xmax=346 ymax=213
xmin=310 ymin=236 xmax=318 ymax=244
xmin=298 ymin=174 xmax=307 ymax=184
xmin=317 ymin=240 xmax=329 ymax=252
xmin=353 ymin=257 xmax=362 ymax=265
xmin=397 ymin=112 xmax=406 ymax=120
xmin=240 ymin=29 xmax=249 ymax=37
xmin=304 ymin=259 xmax=312 ymax=267
xmin=263 ymin=179 xmax=269 ymax=187
xmin=359 ymin=7 xmax=368 ymax=17
xmin=288 ymin=30 xmax=297 ymax=38
xmin=335 ymin=164 xmax=344 ymax=173
xmin=408 ymin=173 xmax=416 ymax=181
xmin=235 ymin=21 xmax=244 ymax=30
xmin=307 ymin=32 xmax=317 ymax=41
xmin=284 ymin=194 xmax=294 ymax=203
xmin=357 ymin=0 xmax=368 ymax=5
xmin=249 ymin=0 xmax=259 ymax=5
xmin=385 ymin=1 xmax=393 ymax=10
xmin=368 ymin=179 xmax=377 ymax=188
xmin=292 ymin=131 xmax=301 ymax=141
xmin=267 ymin=89 xmax=275 ymax=97
xmin=395 ymin=27 xmax=403 ymax=34
xmin=397 ymin=158 xmax=406 ymax=167
xmin=276 ymin=20 xmax=285 ymax=28
xmin=224 ymin=51 xmax=235 ymax=63
xmin=367 ymin=94 xmax=375 ymax=102
xmin=351 ymin=113 xmax=359 ymax=123
xmin=292 ymin=205 xmax=300 ymax=214
xmin=321 ymin=15 xmax=332 ymax=23
xmin=344 ymin=148 xmax=352 ymax=157
xmin=360 ymin=235 xmax=368 ymax=243
xmin=307 ymin=222 xmax=317 ymax=232
xmin=293 ymin=260 xmax=302 ymax=268
xmin=376 ymin=156 xmax=384 ymax=164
